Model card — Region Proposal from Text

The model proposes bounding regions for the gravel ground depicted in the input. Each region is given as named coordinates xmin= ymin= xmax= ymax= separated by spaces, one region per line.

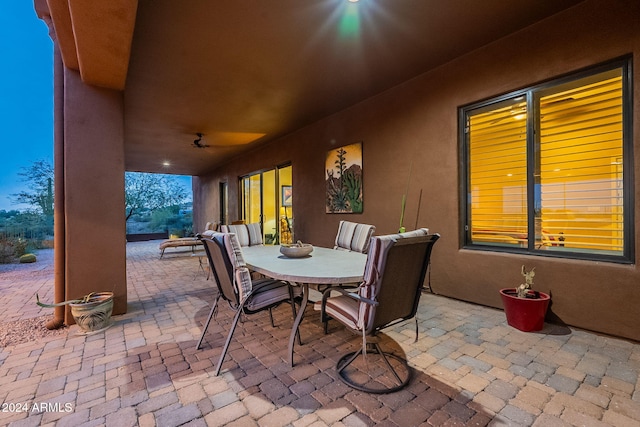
xmin=0 ymin=248 xmax=54 ymax=276
xmin=0 ymin=249 xmax=68 ymax=347
xmin=0 ymin=315 xmax=68 ymax=347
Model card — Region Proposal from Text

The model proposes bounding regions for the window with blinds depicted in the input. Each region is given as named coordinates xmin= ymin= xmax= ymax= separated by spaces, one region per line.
xmin=462 ymin=59 xmax=632 ymax=262
xmin=468 ymin=99 xmax=528 ymax=247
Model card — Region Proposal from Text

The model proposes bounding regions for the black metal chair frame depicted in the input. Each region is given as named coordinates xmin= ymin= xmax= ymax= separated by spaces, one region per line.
xmin=321 ymin=233 xmax=440 ymax=393
xmin=196 ymin=235 xmax=298 ymax=375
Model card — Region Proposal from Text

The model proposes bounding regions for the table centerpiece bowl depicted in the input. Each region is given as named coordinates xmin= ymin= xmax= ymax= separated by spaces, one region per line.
xmin=280 ymin=242 xmax=313 ymax=258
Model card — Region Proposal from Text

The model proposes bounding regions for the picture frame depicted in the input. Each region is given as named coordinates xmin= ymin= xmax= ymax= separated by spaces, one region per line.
xmin=282 ymin=185 xmax=292 ymax=207
xmin=325 ymin=142 xmax=363 ymax=213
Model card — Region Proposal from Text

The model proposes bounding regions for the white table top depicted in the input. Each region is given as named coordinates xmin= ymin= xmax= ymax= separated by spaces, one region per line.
xmin=242 ymin=245 xmax=367 ymax=285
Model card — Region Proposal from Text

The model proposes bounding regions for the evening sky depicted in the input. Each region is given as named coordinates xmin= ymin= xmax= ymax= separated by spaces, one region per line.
xmin=0 ymin=3 xmax=191 ymax=213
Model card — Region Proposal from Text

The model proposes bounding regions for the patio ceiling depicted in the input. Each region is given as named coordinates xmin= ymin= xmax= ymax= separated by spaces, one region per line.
xmin=43 ymin=0 xmax=585 ymax=176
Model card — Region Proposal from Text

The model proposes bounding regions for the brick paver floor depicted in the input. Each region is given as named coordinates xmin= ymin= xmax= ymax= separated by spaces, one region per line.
xmin=1 ymin=241 xmax=639 ymax=426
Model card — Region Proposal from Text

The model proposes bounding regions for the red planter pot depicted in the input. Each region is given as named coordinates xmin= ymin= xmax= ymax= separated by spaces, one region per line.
xmin=499 ymin=288 xmax=550 ymax=332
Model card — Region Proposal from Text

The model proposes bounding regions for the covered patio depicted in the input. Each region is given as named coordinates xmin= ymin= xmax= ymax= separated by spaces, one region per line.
xmin=1 ymin=242 xmax=638 ymax=426
xmin=30 ymin=0 xmax=640 ymax=345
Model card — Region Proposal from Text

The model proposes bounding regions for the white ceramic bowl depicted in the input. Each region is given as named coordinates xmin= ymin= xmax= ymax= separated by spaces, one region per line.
xmin=280 ymin=243 xmax=313 ymax=258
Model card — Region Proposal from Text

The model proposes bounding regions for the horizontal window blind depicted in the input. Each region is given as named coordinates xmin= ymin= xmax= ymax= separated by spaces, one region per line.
xmin=469 ymin=101 xmax=527 ymax=247
xmin=538 ymin=74 xmax=623 ymax=254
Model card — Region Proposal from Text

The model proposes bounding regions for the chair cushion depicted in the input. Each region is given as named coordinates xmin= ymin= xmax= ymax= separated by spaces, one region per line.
xmin=245 ymin=278 xmax=292 ymax=312
xmin=200 ymin=230 xmax=216 ymax=238
xmin=395 ymin=227 xmax=429 ymax=239
xmin=204 ymin=222 xmax=219 ymax=231
xmin=213 ymin=232 xmax=253 ymax=302
xmin=221 ymin=223 xmax=263 ymax=246
xmin=159 ymin=237 xmax=202 ymax=249
xmin=334 ymin=221 xmax=376 ymax=254
xmin=323 ymin=295 xmax=359 ymax=330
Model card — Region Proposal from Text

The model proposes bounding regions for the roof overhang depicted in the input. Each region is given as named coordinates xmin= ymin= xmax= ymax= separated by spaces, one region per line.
xmin=36 ymin=0 xmax=137 ymax=90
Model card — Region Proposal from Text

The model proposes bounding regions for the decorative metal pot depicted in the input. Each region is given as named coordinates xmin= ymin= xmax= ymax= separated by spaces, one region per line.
xmin=69 ymin=292 xmax=114 ymax=332
xmin=36 ymin=291 xmax=114 ymax=332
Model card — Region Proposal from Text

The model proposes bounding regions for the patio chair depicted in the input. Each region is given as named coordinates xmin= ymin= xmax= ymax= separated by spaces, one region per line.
xmin=320 ymin=229 xmax=439 ymax=393
xmin=196 ymin=232 xmax=298 ymax=375
xmin=309 ymin=220 xmax=377 ymax=294
xmin=333 ymin=220 xmax=376 ymax=253
xmin=158 ymin=237 xmax=202 ymax=258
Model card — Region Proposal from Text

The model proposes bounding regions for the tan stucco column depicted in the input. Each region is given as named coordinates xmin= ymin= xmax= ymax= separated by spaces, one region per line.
xmin=62 ymin=67 xmax=127 ymax=322
xmin=51 ymin=39 xmax=65 ymax=328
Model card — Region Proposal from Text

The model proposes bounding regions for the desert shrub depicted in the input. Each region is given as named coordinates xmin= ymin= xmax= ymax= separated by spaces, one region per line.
xmin=0 ymin=236 xmax=15 ymax=263
xmin=0 ymin=236 xmax=34 ymax=263
xmin=20 ymin=253 xmax=36 ymax=263
xmin=13 ymin=238 xmax=27 ymax=257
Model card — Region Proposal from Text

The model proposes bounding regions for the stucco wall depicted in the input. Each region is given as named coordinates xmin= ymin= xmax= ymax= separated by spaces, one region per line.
xmin=63 ymin=68 xmax=127 ymax=320
xmin=196 ymin=0 xmax=640 ymax=341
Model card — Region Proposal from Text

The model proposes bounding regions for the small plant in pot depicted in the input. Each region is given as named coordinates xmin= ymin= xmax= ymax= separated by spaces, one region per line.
xmin=499 ymin=266 xmax=550 ymax=332
xmin=37 ymin=292 xmax=114 ymax=332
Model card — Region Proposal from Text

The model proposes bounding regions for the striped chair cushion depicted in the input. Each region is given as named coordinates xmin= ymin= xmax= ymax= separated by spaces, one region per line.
xmin=245 ymin=278 xmax=293 ymax=312
xmin=217 ymin=232 xmax=252 ymax=302
xmin=221 ymin=223 xmax=263 ymax=246
xmin=323 ymin=294 xmax=360 ymax=331
xmin=333 ymin=221 xmax=376 ymax=254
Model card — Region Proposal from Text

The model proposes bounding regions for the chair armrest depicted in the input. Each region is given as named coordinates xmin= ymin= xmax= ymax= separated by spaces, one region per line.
xmin=345 ymin=292 xmax=378 ymax=307
xmin=319 ymin=286 xmax=379 ymax=327
xmin=320 ymin=287 xmax=350 ymax=304
xmin=320 ymin=287 xmax=378 ymax=313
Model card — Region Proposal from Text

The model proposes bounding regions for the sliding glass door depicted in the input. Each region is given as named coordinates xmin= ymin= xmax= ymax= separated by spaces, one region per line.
xmin=240 ymin=164 xmax=292 ymax=244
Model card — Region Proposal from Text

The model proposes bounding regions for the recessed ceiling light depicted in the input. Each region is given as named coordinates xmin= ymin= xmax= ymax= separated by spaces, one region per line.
xmin=162 ymin=161 xmax=170 ymax=167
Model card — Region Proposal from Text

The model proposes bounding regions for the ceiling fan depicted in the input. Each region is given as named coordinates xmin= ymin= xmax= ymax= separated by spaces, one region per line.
xmin=192 ymin=133 xmax=210 ymax=149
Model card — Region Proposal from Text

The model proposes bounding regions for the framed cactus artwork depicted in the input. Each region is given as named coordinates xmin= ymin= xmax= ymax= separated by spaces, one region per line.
xmin=325 ymin=142 xmax=363 ymax=213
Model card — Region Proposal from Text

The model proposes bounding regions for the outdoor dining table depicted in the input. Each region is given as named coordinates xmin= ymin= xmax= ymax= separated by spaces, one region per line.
xmin=242 ymin=244 xmax=367 ymax=366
